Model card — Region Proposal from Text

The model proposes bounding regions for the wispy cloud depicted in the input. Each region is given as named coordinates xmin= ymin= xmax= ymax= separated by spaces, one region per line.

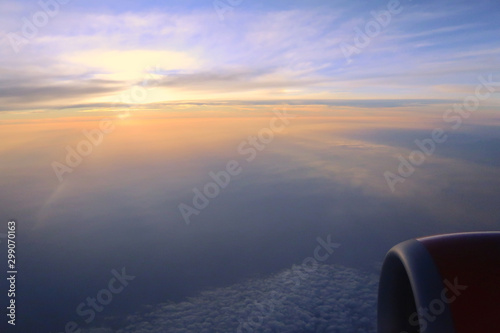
xmin=0 ymin=0 xmax=499 ymax=113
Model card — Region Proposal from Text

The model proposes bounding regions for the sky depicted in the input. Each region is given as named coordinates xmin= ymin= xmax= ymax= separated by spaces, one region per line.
xmin=1 ymin=0 xmax=499 ymax=114
xmin=1 ymin=0 xmax=500 ymax=332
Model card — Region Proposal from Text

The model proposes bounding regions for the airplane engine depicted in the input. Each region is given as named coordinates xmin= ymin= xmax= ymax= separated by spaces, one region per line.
xmin=377 ymin=232 xmax=500 ymax=333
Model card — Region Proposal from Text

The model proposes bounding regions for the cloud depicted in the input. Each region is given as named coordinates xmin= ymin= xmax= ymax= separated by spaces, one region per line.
xmin=1 ymin=1 xmax=499 ymax=112
xmin=0 ymin=77 xmax=126 ymax=111
xmin=153 ymin=67 xmax=329 ymax=95
xmin=88 ymin=264 xmax=377 ymax=332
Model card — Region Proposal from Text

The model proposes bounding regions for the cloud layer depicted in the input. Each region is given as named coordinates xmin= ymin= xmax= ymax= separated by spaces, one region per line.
xmin=84 ymin=264 xmax=377 ymax=333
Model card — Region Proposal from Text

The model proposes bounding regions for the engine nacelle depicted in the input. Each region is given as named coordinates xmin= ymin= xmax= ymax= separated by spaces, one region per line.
xmin=378 ymin=232 xmax=500 ymax=333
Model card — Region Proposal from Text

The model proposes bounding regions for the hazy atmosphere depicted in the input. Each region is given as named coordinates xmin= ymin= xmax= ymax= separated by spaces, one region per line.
xmin=1 ymin=0 xmax=499 ymax=332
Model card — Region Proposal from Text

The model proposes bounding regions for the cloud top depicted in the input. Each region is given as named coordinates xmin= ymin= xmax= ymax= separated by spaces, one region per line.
xmin=86 ymin=264 xmax=378 ymax=332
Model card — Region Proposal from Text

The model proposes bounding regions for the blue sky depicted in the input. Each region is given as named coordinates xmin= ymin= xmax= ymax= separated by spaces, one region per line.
xmin=0 ymin=0 xmax=499 ymax=113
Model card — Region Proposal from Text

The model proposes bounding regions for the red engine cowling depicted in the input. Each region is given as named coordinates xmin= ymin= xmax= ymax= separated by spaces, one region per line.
xmin=377 ymin=232 xmax=500 ymax=333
